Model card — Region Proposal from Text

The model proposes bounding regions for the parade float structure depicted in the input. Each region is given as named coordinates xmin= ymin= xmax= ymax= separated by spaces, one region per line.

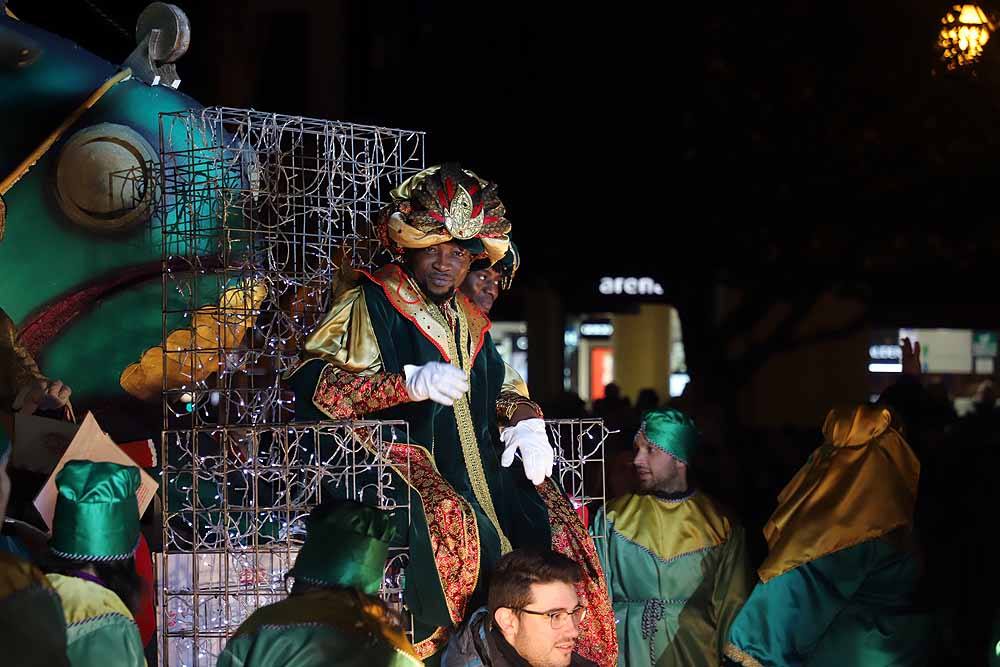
xmin=1 ymin=5 xmax=610 ymax=664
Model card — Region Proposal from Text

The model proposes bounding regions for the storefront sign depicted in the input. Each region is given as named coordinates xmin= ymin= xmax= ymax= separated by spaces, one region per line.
xmin=598 ymin=276 xmax=664 ymax=296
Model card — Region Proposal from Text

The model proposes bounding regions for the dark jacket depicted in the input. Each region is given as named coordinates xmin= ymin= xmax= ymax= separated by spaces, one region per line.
xmin=442 ymin=607 xmax=598 ymax=667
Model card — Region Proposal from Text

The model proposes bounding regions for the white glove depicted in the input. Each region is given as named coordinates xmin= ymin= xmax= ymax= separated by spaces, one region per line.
xmin=499 ymin=418 xmax=554 ymax=486
xmin=403 ymin=363 xmax=469 ymax=406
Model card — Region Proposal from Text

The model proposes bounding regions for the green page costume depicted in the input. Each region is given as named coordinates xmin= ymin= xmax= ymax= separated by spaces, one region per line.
xmin=217 ymin=501 xmax=422 ymax=667
xmin=47 ymin=573 xmax=145 ymax=667
xmin=595 ymin=409 xmax=751 ymax=666
xmin=724 ymin=405 xmax=931 ymax=667
xmin=45 ymin=460 xmax=145 ymax=667
xmin=216 ymin=588 xmax=422 ymax=667
xmin=596 ymin=492 xmax=750 ymax=666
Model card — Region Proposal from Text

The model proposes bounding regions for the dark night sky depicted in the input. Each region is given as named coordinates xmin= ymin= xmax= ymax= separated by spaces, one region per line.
xmin=10 ymin=0 xmax=1000 ymax=323
xmin=9 ymin=1 xmax=621 ymax=268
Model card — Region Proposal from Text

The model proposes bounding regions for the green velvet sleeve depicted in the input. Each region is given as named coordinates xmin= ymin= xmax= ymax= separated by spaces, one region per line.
xmin=725 ymin=537 xmax=929 ymax=667
xmin=710 ymin=523 xmax=753 ymax=660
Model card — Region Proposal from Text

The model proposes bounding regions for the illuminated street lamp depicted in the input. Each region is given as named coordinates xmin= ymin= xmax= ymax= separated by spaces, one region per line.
xmin=939 ymin=4 xmax=995 ymax=70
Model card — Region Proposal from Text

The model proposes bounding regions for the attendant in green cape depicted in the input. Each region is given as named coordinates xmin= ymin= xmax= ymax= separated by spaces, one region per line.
xmin=0 ymin=423 xmax=70 ymax=667
xmin=723 ymin=405 xmax=931 ymax=667
xmin=216 ymin=500 xmax=422 ymax=667
xmin=594 ymin=407 xmax=751 ymax=666
xmin=41 ymin=460 xmax=145 ymax=667
xmin=287 ymin=164 xmax=616 ymax=665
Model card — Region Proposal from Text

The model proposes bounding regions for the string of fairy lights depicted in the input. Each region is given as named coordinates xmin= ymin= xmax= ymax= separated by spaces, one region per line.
xmin=155 ymin=107 xmax=610 ymax=666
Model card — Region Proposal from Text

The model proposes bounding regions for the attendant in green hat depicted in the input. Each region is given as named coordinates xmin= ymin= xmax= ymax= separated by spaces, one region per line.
xmin=0 ymin=424 xmax=70 ymax=667
xmin=593 ymin=408 xmax=752 ymax=666
xmin=41 ymin=460 xmax=145 ymax=667
xmin=216 ymin=499 xmax=423 ymax=667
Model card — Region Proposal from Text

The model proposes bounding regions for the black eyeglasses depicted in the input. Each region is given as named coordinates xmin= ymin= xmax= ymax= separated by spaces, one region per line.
xmin=513 ymin=605 xmax=587 ymax=629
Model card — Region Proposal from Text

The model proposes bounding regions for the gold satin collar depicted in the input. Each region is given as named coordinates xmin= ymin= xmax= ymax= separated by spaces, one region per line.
xmin=758 ymin=405 xmax=920 ymax=582
xmin=301 ymin=263 xmax=492 ymax=374
xmin=360 ymin=265 xmax=491 ymax=365
xmin=46 ymin=573 xmax=136 ymax=626
xmin=606 ymin=492 xmax=732 ymax=562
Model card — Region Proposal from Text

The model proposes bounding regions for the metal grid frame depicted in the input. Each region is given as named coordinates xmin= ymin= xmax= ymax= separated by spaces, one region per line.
xmin=157 ymin=107 xmax=426 ymax=431
xmin=158 ymin=421 xmax=412 ymax=666
xmin=547 ymin=418 xmax=612 ymax=552
xmin=154 ymin=106 xmax=609 ymax=666
xmin=157 ymin=108 xmax=426 ymax=666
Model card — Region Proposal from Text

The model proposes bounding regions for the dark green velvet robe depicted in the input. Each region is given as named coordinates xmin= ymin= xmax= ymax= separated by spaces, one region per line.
xmin=289 ymin=267 xmax=552 ymax=655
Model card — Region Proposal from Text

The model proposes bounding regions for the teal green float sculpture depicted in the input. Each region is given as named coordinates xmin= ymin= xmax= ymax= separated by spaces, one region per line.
xmin=0 ymin=4 xmax=249 ymax=433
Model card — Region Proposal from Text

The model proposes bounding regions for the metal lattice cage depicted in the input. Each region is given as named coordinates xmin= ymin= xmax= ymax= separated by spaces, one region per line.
xmin=154 ymin=106 xmax=609 ymax=666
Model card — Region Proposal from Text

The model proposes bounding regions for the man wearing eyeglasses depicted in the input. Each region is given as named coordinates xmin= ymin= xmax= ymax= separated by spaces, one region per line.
xmin=443 ymin=548 xmax=599 ymax=667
